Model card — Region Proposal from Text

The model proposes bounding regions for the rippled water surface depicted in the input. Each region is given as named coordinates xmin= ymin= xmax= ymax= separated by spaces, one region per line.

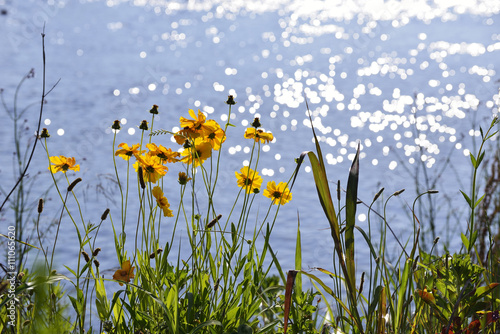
xmin=1 ymin=0 xmax=499 ymax=273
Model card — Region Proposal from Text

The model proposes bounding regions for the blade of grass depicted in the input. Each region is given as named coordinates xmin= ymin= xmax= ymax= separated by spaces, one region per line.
xmin=345 ymin=143 xmax=360 ymax=304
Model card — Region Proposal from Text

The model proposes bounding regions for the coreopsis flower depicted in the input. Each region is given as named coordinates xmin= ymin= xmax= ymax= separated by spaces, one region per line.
xmin=112 ymin=260 xmax=135 ymax=286
xmin=174 ymin=127 xmax=200 ymax=145
xmin=115 ymin=143 xmax=142 ymax=161
xmin=48 ymin=156 xmax=80 ymax=174
xmin=179 ymin=109 xmax=207 ymax=132
xmin=134 ymin=154 xmax=168 ymax=183
xmin=263 ymin=181 xmax=292 ymax=205
xmin=181 ymin=138 xmax=212 ymax=166
xmin=244 ymin=128 xmax=274 ymax=144
xmin=152 ymin=186 xmax=173 ymax=217
xmin=178 ymin=172 xmax=192 ymax=185
xmin=146 ymin=143 xmax=180 ymax=163
xmin=235 ymin=167 xmax=263 ymax=194
xmin=203 ymin=120 xmax=226 ymax=150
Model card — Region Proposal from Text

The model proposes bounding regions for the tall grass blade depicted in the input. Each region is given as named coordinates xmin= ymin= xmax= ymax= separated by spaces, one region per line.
xmin=345 ymin=143 xmax=360 ymax=304
xmin=295 ymin=215 xmax=302 ymax=293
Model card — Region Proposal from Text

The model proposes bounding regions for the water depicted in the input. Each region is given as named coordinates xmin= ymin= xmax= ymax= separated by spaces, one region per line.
xmin=1 ymin=0 xmax=499 ymax=278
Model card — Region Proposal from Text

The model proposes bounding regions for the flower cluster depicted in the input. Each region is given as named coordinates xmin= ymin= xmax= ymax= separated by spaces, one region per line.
xmin=174 ymin=109 xmax=226 ymax=166
xmin=235 ymin=118 xmax=292 ymax=205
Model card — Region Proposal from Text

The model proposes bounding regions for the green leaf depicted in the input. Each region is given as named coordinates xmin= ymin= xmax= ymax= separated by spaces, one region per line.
xmin=474 ymin=194 xmax=485 ymax=208
xmin=345 ymin=143 xmax=360 ymax=302
xmin=461 ymin=233 xmax=469 ymax=250
xmin=469 ymin=152 xmax=477 ymax=168
xmin=189 ymin=320 xmax=222 ymax=333
xmin=95 ymin=277 xmax=109 ymax=320
xmin=295 ymin=216 xmax=302 ymax=293
xmin=460 ymin=190 xmax=472 ymax=208
xmin=237 ymin=324 xmax=253 ymax=334
xmin=476 ymin=150 xmax=485 ymax=167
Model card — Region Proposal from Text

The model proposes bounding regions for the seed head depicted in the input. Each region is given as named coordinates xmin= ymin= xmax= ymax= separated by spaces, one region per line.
xmin=81 ymin=251 xmax=90 ymax=263
xmin=111 ymin=120 xmax=121 ymax=130
xmin=40 ymin=128 xmax=50 ymax=138
xmin=139 ymin=120 xmax=148 ymax=131
xmin=149 ymin=104 xmax=159 ymax=114
xmin=37 ymin=198 xmax=44 ymax=213
xmin=225 ymin=95 xmax=236 ymax=105
xmin=67 ymin=178 xmax=82 ymax=192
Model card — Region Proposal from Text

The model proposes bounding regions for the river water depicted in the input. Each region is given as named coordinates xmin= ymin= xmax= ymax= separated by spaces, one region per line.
xmin=1 ymin=0 xmax=499 ymax=279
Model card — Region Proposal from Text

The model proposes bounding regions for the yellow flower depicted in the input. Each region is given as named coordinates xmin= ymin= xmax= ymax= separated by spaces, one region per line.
xmin=115 ymin=143 xmax=142 ymax=161
xmin=173 ymin=127 xmax=200 ymax=145
xmin=48 ymin=156 xmax=80 ymax=173
xmin=235 ymin=167 xmax=263 ymax=194
xmin=203 ymin=120 xmax=226 ymax=150
xmin=112 ymin=260 xmax=135 ymax=286
xmin=152 ymin=186 xmax=173 ymax=217
xmin=178 ymin=172 xmax=192 ymax=185
xmin=263 ymin=181 xmax=292 ymax=205
xmin=244 ymin=128 xmax=274 ymax=144
xmin=179 ymin=109 xmax=207 ymax=131
xmin=181 ymin=138 xmax=212 ymax=166
xmin=146 ymin=143 xmax=180 ymax=163
xmin=134 ymin=154 xmax=168 ymax=183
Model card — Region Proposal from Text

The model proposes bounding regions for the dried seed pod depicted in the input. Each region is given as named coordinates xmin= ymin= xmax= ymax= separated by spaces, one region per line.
xmin=37 ymin=198 xmax=44 ymax=213
xmin=101 ymin=208 xmax=110 ymax=221
xmin=92 ymin=248 xmax=101 ymax=257
xmin=81 ymin=251 xmax=90 ymax=263
xmin=67 ymin=178 xmax=82 ymax=192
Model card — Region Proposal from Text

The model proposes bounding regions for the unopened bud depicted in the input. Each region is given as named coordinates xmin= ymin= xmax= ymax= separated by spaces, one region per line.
xmin=40 ymin=128 xmax=50 ymax=138
xmin=111 ymin=120 xmax=121 ymax=130
xmin=225 ymin=95 xmax=236 ymax=105
xmin=139 ymin=120 xmax=148 ymax=130
xmin=251 ymin=117 xmax=261 ymax=128
xmin=149 ymin=104 xmax=159 ymax=114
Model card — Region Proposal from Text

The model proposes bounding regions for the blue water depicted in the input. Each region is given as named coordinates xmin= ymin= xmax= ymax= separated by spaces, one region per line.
xmin=1 ymin=0 xmax=499 ymax=280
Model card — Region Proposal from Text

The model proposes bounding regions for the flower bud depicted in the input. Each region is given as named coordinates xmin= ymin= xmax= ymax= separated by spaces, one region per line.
xmin=40 ymin=128 xmax=50 ymax=138
xmin=149 ymin=104 xmax=159 ymax=114
xmin=111 ymin=120 xmax=121 ymax=130
xmin=225 ymin=95 xmax=236 ymax=105
xmin=251 ymin=117 xmax=261 ymax=128
xmin=139 ymin=120 xmax=148 ymax=130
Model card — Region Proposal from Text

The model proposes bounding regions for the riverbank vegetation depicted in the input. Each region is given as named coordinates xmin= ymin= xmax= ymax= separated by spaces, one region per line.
xmin=1 ymin=34 xmax=499 ymax=334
